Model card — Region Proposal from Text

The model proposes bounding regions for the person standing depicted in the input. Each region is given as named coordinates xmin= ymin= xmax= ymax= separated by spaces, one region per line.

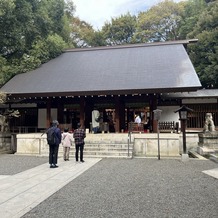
xmin=134 ymin=113 xmax=142 ymax=131
xmin=73 ymin=123 xmax=86 ymax=163
xmin=47 ymin=120 xmax=61 ymax=168
xmin=62 ymin=128 xmax=74 ymax=161
xmin=92 ymin=109 xmax=100 ymax=133
xmin=134 ymin=113 xmax=141 ymax=124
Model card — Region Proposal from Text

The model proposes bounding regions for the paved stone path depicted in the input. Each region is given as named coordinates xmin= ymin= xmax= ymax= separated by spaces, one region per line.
xmin=202 ymin=167 xmax=218 ymax=179
xmin=0 ymin=158 xmax=101 ymax=218
xmin=0 ymin=155 xmax=218 ymax=218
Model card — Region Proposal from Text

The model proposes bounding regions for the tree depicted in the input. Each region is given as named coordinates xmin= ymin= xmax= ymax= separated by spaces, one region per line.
xmin=64 ymin=0 xmax=76 ymax=18
xmin=46 ymin=34 xmax=67 ymax=58
xmin=135 ymin=0 xmax=186 ymax=42
xmin=178 ymin=0 xmax=207 ymax=39
xmin=70 ymin=17 xmax=105 ymax=47
xmin=101 ymin=13 xmax=136 ymax=45
xmin=0 ymin=0 xmax=72 ymax=87
xmin=188 ymin=0 xmax=218 ymax=88
xmin=0 ymin=0 xmax=31 ymax=58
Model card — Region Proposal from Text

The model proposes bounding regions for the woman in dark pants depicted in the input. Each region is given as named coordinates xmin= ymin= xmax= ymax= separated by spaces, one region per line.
xmin=48 ymin=120 xmax=62 ymax=168
xmin=73 ymin=123 xmax=86 ymax=163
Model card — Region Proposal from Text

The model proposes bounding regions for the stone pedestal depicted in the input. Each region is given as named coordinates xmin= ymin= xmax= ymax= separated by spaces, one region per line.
xmin=0 ymin=133 xmax=12 ymax=153
xmin=197 ymin=132 xmax=218 ymax=155
xmin=181 ymin=153 xmax=189 ymax=162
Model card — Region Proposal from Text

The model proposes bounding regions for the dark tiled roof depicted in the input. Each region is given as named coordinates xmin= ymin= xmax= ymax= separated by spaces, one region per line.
xmin=1 ymin=41 xmax=201 ymax=97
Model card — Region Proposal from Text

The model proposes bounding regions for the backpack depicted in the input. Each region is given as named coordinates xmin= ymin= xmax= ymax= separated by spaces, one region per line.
xmin=47 ymin=127 xmax=56 ymax=145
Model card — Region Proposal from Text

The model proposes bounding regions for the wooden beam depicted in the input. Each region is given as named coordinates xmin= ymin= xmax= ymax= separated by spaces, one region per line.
xmin=150 ymin=94 xmax=158 ymax=133
xmin=46 ymin=98 xmax=51 ymax=128
xmin=115 ymin=96 xmax=120 ymax=132
xmin=80 ymin=97 xmax=85 ymax=126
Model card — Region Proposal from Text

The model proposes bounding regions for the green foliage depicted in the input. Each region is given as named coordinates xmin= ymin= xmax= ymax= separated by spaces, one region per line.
xmin=46 ymin=34 xmax=67 ymax=58
xmin=188 ymin=0 xmax=218 ymax=88
xmin=0 ymin=0 xmax=15 ymax=16
xmin=30 ymin=39 xmax=49 ymax=64
xmin=0 ymin=0 xmax=73 ymax=87
xmin=102 ymin=13 xmax=137 ymax=45
xmin=135 ymin=0 xmax=186 ymax=42
xmin=64 ymin=0 xmax=76 ymax=18
xmin=70 ymin=17 xmax=106 ymax=47
xmin=0 ymin=55 xmax=18 ymax=85
xmin=179 ymin=0 xmax=207 ymax=39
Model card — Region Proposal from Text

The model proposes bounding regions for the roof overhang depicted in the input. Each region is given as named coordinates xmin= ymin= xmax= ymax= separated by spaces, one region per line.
xmin=1 ymin=39 xmax=202 ymax=101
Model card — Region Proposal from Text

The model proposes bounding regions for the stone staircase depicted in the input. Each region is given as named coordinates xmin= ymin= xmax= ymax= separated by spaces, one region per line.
xmin=59 ymin=133 xmax=133 ymax=159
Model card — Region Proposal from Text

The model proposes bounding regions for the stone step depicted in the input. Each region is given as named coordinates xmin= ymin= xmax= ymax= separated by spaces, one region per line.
xmin=59 ymin=153 xmax=132 ymax=159
xmin=58 ymin=143 xmax=133 ymax=158
xmin=80 ymin=155 xmax=132 ymax=159
xmin=85 ymin=151 xmax=131 ymax=157
xmin=188 ymin=150 xmax=207 ymax=160
xmin=59 ymin=149 xmax=132 ymax=156
xmin=66 ymin=147 xmax=132 ymax=152
xmin=82 ymin=142 xmax=133 ymax=149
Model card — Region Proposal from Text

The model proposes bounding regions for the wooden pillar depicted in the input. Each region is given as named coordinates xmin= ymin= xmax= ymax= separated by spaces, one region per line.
xmin=114 ymin=96 xmax=125 ymax=132
xmin=126 ymin=108 xmax=130 ymax=125
xmin=46 ymin=98 xmax=51 ymax=128
xmin=115 ymin=96 xmax=121 ymax=132
xmin=150 ymin=94 xmax=158 ymax=133
xmin=57 ymin=100 xmax=64 ymax=124
xmin=85 ymin=100 xmax=93 ymax=130
xmin=80 ymin=97 xmax=85 ymax=127
xmin=120 ymin=100 xmax=125 ymax=132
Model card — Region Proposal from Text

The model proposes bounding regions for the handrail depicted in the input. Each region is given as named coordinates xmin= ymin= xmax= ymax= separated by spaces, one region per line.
xmin=127 ymin=131 xmax=132 ymax=157
xmin=10 ymin=126 xmax=38 ymax=133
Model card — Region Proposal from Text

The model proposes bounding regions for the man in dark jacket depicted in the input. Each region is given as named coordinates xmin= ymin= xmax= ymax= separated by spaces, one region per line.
xmin=73 ymin=123 xmax=86 ymax=163
xmin=48 ymin=120 xmax=61 ymax=168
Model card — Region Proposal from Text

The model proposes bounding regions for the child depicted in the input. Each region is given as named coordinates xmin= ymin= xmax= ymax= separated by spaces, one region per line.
xmin=62 ymin=128 xmax=74 ymax=161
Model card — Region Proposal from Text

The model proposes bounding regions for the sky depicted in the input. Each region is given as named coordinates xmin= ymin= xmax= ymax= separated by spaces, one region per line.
xmin=72 ymin=0 xmax=185 ymax=30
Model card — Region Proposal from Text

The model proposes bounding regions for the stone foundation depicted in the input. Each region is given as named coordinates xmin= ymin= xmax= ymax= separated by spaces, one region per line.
xmin=133 ymin=134 xmax=180 ymax=157
xmin=197 ymin=132 xmax=218 ymax=155
xmin=15 ymin=133 xmax=182 ymax=157
xmin=0 ymin=133 xmax=13 ymax=154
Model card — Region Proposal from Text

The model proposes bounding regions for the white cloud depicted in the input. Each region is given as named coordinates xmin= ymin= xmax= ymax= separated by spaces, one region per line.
xmin=73 ymin=0 xmax=185 ymax=30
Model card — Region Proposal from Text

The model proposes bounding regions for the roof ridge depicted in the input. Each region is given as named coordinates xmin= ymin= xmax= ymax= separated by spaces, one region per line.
xmin=64 ymin=39 xmax=198 ymax=53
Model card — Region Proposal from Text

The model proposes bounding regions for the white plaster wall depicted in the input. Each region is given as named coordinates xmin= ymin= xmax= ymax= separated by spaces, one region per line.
xmin=38 ymin=108 xmax=57 ymax=128
xmin=158 ymin=106 xmax=180 ymax=124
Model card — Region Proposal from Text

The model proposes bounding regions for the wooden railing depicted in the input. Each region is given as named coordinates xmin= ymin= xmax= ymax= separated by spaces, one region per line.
xmin=10 ymin=126 xmax=38 ymax=133
xmin=128 ymin=122 xmax=144 ymax=132
xmin=158 ymin=121 xmax=179 ymax=133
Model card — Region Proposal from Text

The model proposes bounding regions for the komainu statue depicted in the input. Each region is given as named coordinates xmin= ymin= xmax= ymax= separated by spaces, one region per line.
xmin=203 ymin=113 xmax=215 ymax=132
xmin=0 ymin=109 xmax=20 ymax=132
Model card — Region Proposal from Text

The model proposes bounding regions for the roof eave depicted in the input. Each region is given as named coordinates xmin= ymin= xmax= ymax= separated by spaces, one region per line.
xmin=5 ymin=86 xmax=202 ymax=98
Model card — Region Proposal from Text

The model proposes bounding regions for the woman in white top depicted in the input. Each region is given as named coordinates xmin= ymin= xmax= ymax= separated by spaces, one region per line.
xmin=61 ymin=128 xmax=74 ymax=161
xmin=135 ymin=114 xmax=141 ymax=124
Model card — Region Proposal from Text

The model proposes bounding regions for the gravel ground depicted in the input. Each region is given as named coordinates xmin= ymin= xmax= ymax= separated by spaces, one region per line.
xmin=19 ymin=158 xmax=218 ymax=218
xmin=0 ymin=154 xmax=48 ymax=175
